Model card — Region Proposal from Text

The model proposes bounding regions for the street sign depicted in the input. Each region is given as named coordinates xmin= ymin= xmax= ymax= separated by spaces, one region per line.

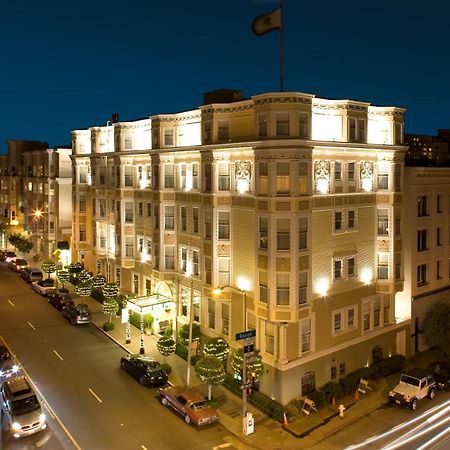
xmin=243 ymin=343 xmax=254 ymax=356
xmin=236 ymin=329 xmax=256 ymax=341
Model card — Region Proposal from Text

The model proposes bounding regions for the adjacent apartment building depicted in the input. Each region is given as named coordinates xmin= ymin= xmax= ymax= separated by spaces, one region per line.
xmin=71 ymin=89 xmax=410 ymax=404
xmin=0 ymin=140 xmax=72 ymax=262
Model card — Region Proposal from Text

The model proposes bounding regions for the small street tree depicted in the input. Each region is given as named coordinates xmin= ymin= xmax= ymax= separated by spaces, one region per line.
xmin=92 ymin=275 xmax=107 ymax=290
xmin=75 ymin=281 xmax=92 ymax=303
xmin=77 ymin=270 xmax=92 ymax=284
xmin=422 ymin=302 xmax=450 ymax=357
xmin=203 ymin=337 xmax=229 ymax=363
xmin=102 ymin=297 xmax=119 ymax=324
xmin=195 ymin=355 xmax=225 ymax=400
xmin=103 ymin=282 xmax=119 ymax=300
xmin=41 ymin=260 xmax=57 ymax=279
xmin=178 ymin=323 xmax=200 ymax=346
xmin=8 ymin=233 xmax=33 ymax=254
xmin=56 ymin=270 xmax=70 ymax=290
xmin=231 ymin=348 xmax=264 ymax=383
xmin=157 ymin=335 xmax=176 ymax=363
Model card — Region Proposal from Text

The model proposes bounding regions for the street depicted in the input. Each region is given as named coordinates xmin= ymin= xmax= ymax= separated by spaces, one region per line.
xmin=0 ymin=264 xmax=229 ymax=449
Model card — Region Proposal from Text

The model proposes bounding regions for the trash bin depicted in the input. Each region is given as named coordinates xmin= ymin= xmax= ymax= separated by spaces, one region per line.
xmin=242 ymin=412 xmax=254 ymax=435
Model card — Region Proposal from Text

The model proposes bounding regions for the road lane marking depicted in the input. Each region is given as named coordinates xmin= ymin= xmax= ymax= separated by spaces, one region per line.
xmin=8 ymin=299 xmax=15 ymax=307
xmin=28 ymin=321 xmax=36 ymax=330
xmin=0 ymin=333 xmax=83 ymax=450
xmin=89 ymin=388 xmax=103 ymax=403
xmin=53 ymin=349 xmax=64 ymax=361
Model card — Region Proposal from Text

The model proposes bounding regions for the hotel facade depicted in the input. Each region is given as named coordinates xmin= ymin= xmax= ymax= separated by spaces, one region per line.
xmin=71 ymin=90 xmax=410 ymax=404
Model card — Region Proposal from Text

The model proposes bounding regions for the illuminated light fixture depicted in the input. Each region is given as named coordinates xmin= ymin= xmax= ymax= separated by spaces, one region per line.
xmin=360 ymin=268 xmax=372 ymax=285
xmin=361 ymin=177 xmax=373 ymax=192
xmin=33 ymin=209 xmax=42 ymax=218
xmin=315 ymin=278 xmax=329 ymax=296
xmin=316 ymin=177 xmax=329 ymax=194
xmin=10 ymin=219 xmax=19 ymax=226
xmin=139 ymin=178 xmax=148 ymax=190
xmin=185 ymin=174 xmax=193 ymax=192
xmin=212 ymin=287 xmax=222 ymax=296
xmin=140 ymin=252 xmax=150 ymax=263
xmin=237 ymin=276 xmax=250 ymax=292
xmin=236 ymin=177 xmax=250 ymax=194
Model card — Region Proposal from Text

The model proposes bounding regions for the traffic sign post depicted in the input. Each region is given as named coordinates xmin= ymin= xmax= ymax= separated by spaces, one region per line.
xmin=236 ymin=329 xmax=256 ymax=341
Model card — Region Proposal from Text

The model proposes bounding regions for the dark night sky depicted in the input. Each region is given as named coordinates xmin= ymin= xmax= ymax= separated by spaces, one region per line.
xmin=1 ymin=0 xmax=449 ymax=153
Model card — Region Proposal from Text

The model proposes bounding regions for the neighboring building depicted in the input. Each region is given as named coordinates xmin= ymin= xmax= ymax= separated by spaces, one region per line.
xmin=398 ymin=167 xmax=450 ymax=354
xmin=405 ymin=130 xmax=450 ymax=165
xmin=0 ymin=140 xmax=72 ymax=263
xmin=71 ymin=89 xmax=410 ymax=405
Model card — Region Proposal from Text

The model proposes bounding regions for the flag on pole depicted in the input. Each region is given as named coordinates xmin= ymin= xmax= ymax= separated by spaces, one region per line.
xmin=252 ymin=8 xmax=281 ymax=36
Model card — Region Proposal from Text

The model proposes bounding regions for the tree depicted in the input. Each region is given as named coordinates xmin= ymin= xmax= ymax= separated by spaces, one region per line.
xmin=102 ymin=282 xmax=119 ymax=300
xmin=157 ymin=336 xmax=176 ymax=363
xmin=75 ymin=281 xmax=92 ymax=303
xmin=231 ymin=348 xmax=263 ymax=383
xmin=102 ymin=298 xmax=119 ymax=324
xmin=8 ymin=233 xmax=33 ymax=254
xmin=92 ymin=275 xmax=107 ymax=290
xmin=41 ymin=260 xmax=57 ymax=279
xmin=422 ymin=302 xmax=450 ymax=357
xmin=203 ymin=337 xmax=229 ymax=363
xmin=56 ymin=270 xmax=70 ymax=290
xmin=178 ymin=323 xmax=200 ymax=346
xmin=195 ymin=356 xmax=225 ymax=400
xmin=77 ymin=270 xmax=92 ymax=283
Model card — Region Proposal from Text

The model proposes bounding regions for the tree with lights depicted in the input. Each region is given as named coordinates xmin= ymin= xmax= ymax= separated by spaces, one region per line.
xmin=92 ymin=275 xmax=107 ymax=290
xmin=157 ymin=335 xmax=176 ymax=363
xmin=75 ymin=281 xmax=92 ymax=303
xmin=41 ymin=260 xmax=56 ymax=279
xmin=56 ymin=270 xmax=70 ymax=290
xmin=102 ymin=297 xmax=119 ymax=324
xmin=231 ymin=348 xmax=263 ymax=383
xmin=203 ymin=337 xmax=229 ymax=363
xmin=178 ymin=323 xmax=200 ymax=346
xmin=195 ymin=356 xmax=225 ymax=400
xmin=102 ymin=282 xmax=119 ymax=300
xmin=77 ymin=270 xmax=92 ymax=284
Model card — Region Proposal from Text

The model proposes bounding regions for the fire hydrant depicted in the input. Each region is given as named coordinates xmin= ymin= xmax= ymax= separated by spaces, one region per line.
xmin=339 ymin=404 xmax=346 ymax=418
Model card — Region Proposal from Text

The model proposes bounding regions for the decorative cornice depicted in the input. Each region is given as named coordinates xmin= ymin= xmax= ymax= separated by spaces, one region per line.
xmin=313 ymin=103 xmax=368 ymax=112
xmin=201 ymin=104 xmax=253 ymax=114
xmin=254 ymin=96 xmax=312 ymax=106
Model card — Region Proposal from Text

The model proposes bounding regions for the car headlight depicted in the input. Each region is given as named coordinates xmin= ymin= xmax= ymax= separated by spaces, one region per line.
xmin=388 ymin=391 xmax=394 ymax=396
xmin=11 ymin=422 xmax=22 ymax=431
xmin=39 ymin=413 xmax=46 ymax=423
xmin=405 ymin=395 xmax=410 ymax=401
xmin=12 ymin=365 xmax=19 ymax=373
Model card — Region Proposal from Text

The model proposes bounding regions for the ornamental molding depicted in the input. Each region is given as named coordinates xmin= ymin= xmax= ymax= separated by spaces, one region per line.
xmin=368 ymin=110 xmax=404 ymax=118
xmin=314 ymin=160 xmax=330 ymax=188
xmin=234 ymin=160 xmax=252 ymax=189
xmin=312 ymin=103 xmax=368 ymax=112
xmin=151 ymin=113 xmax=201 ymax=125
xmin=254 ymin=96 xmax=312 ymax=106
xmin=201 ymin=104 xmax=253 ymax=114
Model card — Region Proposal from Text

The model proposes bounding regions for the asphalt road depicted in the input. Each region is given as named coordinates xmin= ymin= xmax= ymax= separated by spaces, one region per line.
xmin=0 ymin=263 xmax=229 ymax=450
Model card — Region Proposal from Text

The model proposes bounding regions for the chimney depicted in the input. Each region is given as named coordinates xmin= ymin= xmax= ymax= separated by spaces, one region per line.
xmin=112 ymin=113 xmax=120 ymax=123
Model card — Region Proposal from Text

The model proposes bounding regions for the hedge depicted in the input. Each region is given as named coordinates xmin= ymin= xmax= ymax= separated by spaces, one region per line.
xmin=103 ymin=322 xmax=115 ymax=332
xmin=91 ymin=288 xmax=105 ymax=303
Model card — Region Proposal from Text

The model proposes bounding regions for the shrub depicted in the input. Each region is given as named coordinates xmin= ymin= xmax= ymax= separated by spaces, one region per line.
xmin=307 ymin=389 xmax=325 ymax=409
xmin=371 ymin=354 xmax=405 ymax=377
xmin=91 ymin=288 xmax=105 ymax=302
xmin=250 ymin=391 xmax=284 ymax=421
xmin=284 ymin=402 xmax=299 ymax=422
xmin=175 ymin=342 xmax=188 ymax=360
xmin=130 ymin=312 xmax=154 ymax=332
xmin=340 ymin=369 xmax=365 ymax=395
xmin=103 ymin=322 xmax=115 ymax=332
xmin=320 ymin=382 xmax=344 ymax=403
xmin=160 ymin=362 xmax=172 ymax=376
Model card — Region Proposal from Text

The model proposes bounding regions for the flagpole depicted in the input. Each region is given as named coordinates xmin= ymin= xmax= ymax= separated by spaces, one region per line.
xmin=280 ymin=0 xmax=284 ymax=92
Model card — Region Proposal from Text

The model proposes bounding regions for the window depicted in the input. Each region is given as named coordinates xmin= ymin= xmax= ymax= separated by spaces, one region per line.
xmin=138 ymin=202 xmax=143 ymax=217
xmin=334 ymin=162 xmax=342 ymax=182
xmin=276 ymin=273 xmax=290 ymax=306
xmin=124 ymin=166 xmax=133 ymax=187
xmin=222 ymin=304 xmax=229 ymax=336
xmin=125 ymin=236 xmax=134 ymax=258
xmin=373 ymin=297 xmax=381 ymax=328
xmin=437 ymin=227 xmax=442 ymax=246
xmin=437 ymin=194 xmax=442 ymax=213
xmin=204 ymin=256 xmax=211 ymax=285
xmin=276 ymin=113 xmax=290 ymax=136
xmin=218 ymin=121 xmax=229 ymax=142
xmin=218 ymin=211 xmax=230 ymax=239
xmin=334 ymin=259 xmax=343 ymax=280
xmin=193 ymin=208 xmax=199 ymax=233
xmin=180 ymin=247 xmax=188 ymax=273
xmin=259 ymin=162 xmax=268 ymax=195
xmin=79 ymin=166 xmax=87 ymax=183
xmin=259 ymin=217 xmax=269 ymax=249
xmin=164 ymin=165 xmax=174 ymax=188
xmin=331 ymin=366 xmax=337 ymax=380
xmin=358 ymin=119 xmax=366 ymax=143
xmin=301 ymin=372 xmax=315 ymax=396
xmin=334 ymin=211 xmax=343 ymax=232
xmin=218 ymin=257 xmax=230 ymax=286
xmin=348 ymin=210 xmax=356 ymax=230
xmin=79 ymin=224 xmax=86 ymax=242
xmin=276 ymin=162 xmax=290 ymax=194
xmin=299 ymin=217 xmax=308 ymax=250
xmin=348 ymin=162 xmax=355 ymax=181
xmin=218 ymin=163 xmax=230 ymax=191
xmin=298 ymin=113 xmax=309 ymax=138
xmin=204 ymin=210 xmax=212 ymax=239
xmin=377 ymin=209 xmax=389 ymax=235
xmin=349 ymin=118 xmax=365 ymax=143
xmin=180 ymin=206 xmax=187 ymax=232
xmin=340 ymin=363 xmax=346 ymax=376
xmin=377 ymin=253 xmax=389 ymax=279
xmin=298 ymin=162 xmax=308 ymax=195
xmin=417 ymin=229 xmax=427 ymax=251
xmin=137 ymin=236 xmax=144 ymax=253
xmin=418 ymin=196 xmax=428 ymax=217
xmin=265 ymin=322 xmax=275 ymax=354
xmin=347 ymin=307 xmax=356 ymax=328
xmin=299 ymin=272 xmax=307 ymax=305
xmin=378 ymin=173 xmax=389 ymax=190
xmin=124 ymin=202 xmax=133 ymax=223
xmin=164 ymin=206 xmax=174 ymax=230
xmin=147 ymin=202 xmax=152 ymax=217
xmin=349 ymin=118 xmax=356 ymax=142
xmin=348 ymin=257 xmax=355 ymax=277
xmin=165 ymin=246 xmax=175 ymax=269
xmin=208 ymin=299 xmax=215 ymax=329
xmin=203 ymin=121 xmax=211 ymax=143
xmin=146 ymin=239 xmax=152 ymax=258
xmin=259 ymin=270 xmax=268 ymax=303
xmin=163 ymin=129 xmax=174 ymax=146
xmin=257 ymin=114 xmax=268 ymax=137
xmin=363 ymin=301 xmax=370 ymax=331
xmin=437 ymin=260 xmax=442 ymax=280
xmin=99 ymin=198 xmax=106 ymax=218
xmin=301 ymin=318 xmax=311 ymax=353
xmin=192 ymin=163 xmax=199 ymax=190
xmin=79 ymin=195 xmax=86 ymax=213
xmin=204 ymin=163 xmax=212 ymax=192
xmin=417 ymin=264 xmax=427 ymax=286
xmin=154 ymin=205 xmax=160 ymax=230
xmin=277 ymin=218 xmax=290 ymax=251
xmin=192 ymin=249 xmax=200 ymax=276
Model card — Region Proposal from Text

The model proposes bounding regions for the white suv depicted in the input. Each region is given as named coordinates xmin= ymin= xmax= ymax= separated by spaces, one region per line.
xmin=388 ymin=368 xmax=436 ymax=411
xmin=1 ymin=375 xmax=46 ymax=438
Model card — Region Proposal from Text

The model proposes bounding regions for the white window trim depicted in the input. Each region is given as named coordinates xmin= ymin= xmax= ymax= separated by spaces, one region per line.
xmin=332 ymin=304 xmax=358 ymax=335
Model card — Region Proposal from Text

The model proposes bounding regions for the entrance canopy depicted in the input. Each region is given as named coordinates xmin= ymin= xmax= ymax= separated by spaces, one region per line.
xmin=126 ymin=293 xmax=174 ymax=315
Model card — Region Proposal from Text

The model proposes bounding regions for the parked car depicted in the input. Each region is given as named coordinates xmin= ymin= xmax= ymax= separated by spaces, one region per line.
xmin=62 ymin=304 xmax=91 ymax=325
xmin=159 ymin=386 xmax=220 ymax=426
xmin=428 ymin=360 xmax=450 ymax=391
xmin=388 ymin=368 xmax=436 ymax=410
xmin=48 ymin=291 xmax=74 ymax=311
xmin=8 ymin=258 xmax=29 ymax=272
xmin=20 ymin=267 xmax=43 ymax=283
xmin=31 ymin=278 xmax=56 ymax=296
xmin=3 ymin=251 xmax=16 ymax=263
xmin=0 ymin=345 xmax=20 ymax=380
xmin=120 ymin=354 xmax=168 ymax=387
xmin=0 ymin=375 xmax=46 ymax=438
